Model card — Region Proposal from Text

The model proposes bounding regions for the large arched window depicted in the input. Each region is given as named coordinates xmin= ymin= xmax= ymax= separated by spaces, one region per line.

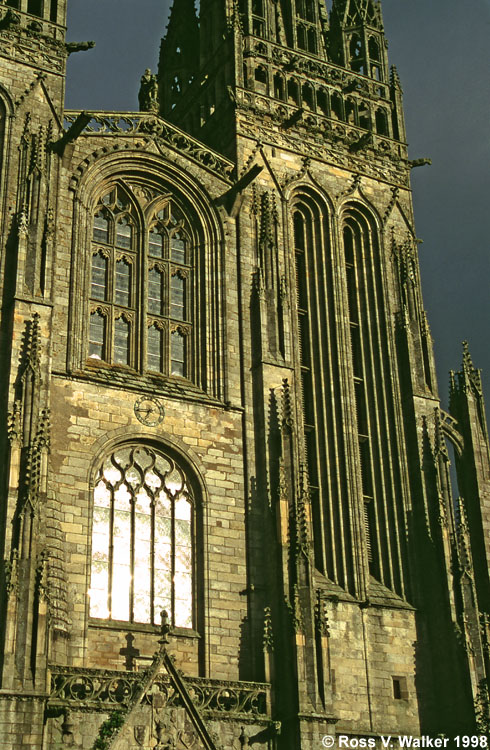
xmin=89 ymin=444 xmax=194 ymax=628
xmin=291 ymin=194 xmax=409 ymax=598
xmin=342 ymin=203 xmax=407 ymax=593
xmin=292 ymin=192 xmax=355 ymax=593
xmin=89 ymin=184 xmax=193 ymax=379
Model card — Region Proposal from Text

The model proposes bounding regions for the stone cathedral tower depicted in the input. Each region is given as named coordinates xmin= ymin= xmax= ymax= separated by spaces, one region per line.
xmin=0 ymin=0 xmax=489 ymax=747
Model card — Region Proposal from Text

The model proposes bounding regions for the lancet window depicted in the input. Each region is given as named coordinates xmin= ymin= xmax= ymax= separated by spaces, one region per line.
xmin=89 ymin=444 xmax=194 ymax=628
xmin=89 ymin=184 xmax=192 ymax=379
xmin=292 ymin=193 xmax=355 ymax=593
xmin=342 ymin=204 xmax=406 ymax=592
xmin=292 ymin=195 xmax=408 ymax=597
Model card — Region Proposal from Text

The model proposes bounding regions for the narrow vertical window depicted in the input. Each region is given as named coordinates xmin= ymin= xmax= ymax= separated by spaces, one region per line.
xmin=115 ymin=259 xmax=131 ymax=307
xmin=91 ymin=253 xmax=108 ymax=301
xmin=170 ymin=233 xmax=186 ymax=263
xmin=93 ymin=213 xmax=109 ymax=243
xmin=148 ymin=267 xmax=164 ymax=315
xmin=114 ymin=316 xmax=130 ymax=365
xmin=147 ymin=325 xmax=164 ymax=372
xmin=89 ymin=311 xmax=106 ymax=360
xmin=342 ymin=204 xmax=407 ymax=595
xmin=50 ymin=0 xmax=57 ymax=22
xmin=171 ymin=330 xmax=186 ymax=376
xmin=170 ymin=273 xmax=186 ymax=320
xmin=149 ymin=228 xmax=164 ymax=258
xmin=89 ymin=186 xmax=136 ymax=367
xmin=116 ymin=218 xmax=132 ymax=249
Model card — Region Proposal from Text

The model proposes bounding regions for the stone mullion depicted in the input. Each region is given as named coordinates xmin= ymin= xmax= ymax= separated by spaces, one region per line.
xmin=107 ymin=484 xmax=115 ymax=620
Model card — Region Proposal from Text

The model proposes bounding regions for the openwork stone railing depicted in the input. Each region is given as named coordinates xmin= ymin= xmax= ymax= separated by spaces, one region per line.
xmin=63 ymin=111 xmax=235 ymax=183
xmin=48 ymin=666 xmax=269 ymax=719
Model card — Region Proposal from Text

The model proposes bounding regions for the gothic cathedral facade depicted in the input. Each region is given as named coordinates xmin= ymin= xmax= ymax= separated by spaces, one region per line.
xmin=0 ymin=0 xmax=490 ymax=748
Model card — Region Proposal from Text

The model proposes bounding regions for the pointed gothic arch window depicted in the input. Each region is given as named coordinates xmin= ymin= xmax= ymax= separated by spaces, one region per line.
xmin=331 ymin=92 xmax=344 ymax=120
xmin=375 ymin=107 xmax=389 ymax=136
xmin=89 ymin=184 xmax=193 ymax=379
xmin=287 ymin=79 xmax=300 ymax=106
xmin=89 ymin=444 xmax=195 ymax=628
xmin=341 ymin=203 xmax=407 ymax=593
xmin=254 ymin=65 xmax=268 ymax=94
xmin=302 ymin=83 xmax=314 ymax=110
xmin=274 ymin=73 xmax=285 ymax=100
xmin=292 ymin=192 xmax=356 ymax=591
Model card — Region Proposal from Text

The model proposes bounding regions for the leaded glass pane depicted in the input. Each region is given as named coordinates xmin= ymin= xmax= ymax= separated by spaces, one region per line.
xmin=153 ymin=567 xmax=172 ymax=625
xmin=115 ymin=259 xmax=131 ymax=307
xmin=116 ymin=218 xmax=132 ymax=249
xmin=175 ymin=496 xmax=191 ymax=521
xmin=91 ymin=253 xmax=107 ymax=300
xmin=90 ymin=561 xmax=109 ymax=619
xmin=147 ymin=325 xmax=163 ymax=372
xmin=148 ymin=268 xmax=163 ymax=314
xmin=170 ymin=274 xmax=185 ymax=320
xmin=89 ymin=312 xmax=105 ymax=359
xmin=111 ymin=562 xmax=130 ymax=620
xmin=149 ymin=228 xmax=164 ymax=258
xmin=174 ymin=572 xmax=193 ymax=627
xmin=175 ymin=518 xmax=192 ymax=547
xmin=170 ymin=331 xmax=185 ymax=376
xmin=114 ymin=317 xmax=130 ymax=365
xmin=175 ymin=544 xmax=192 ymax=573
xmin=93 ymin=213 xmax=109 ymax=243
xmin=167 ymin=467 xmax=184 ymax=495
xmin=170 ymin=233 xmax=186 ymax=263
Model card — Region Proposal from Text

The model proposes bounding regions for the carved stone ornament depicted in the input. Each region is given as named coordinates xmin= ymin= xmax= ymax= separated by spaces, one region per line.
xmin=134 ymin=724 xmax=148 ymax=746
xmin=154 ymin=707 xmax=199 ymax=749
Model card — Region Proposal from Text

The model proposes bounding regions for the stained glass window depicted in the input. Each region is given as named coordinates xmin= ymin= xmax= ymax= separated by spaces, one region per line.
xmin=89 ymin=445 xmax=194 ymax=628
xmin=89 ymin=185 xmax=193 ymax=378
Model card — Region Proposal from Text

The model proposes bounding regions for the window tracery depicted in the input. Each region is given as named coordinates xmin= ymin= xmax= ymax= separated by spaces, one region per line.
xmin=89 ymin=444 xmax=194 ymax=628
xmin=89 ymin=184 xmax=193 ymax=379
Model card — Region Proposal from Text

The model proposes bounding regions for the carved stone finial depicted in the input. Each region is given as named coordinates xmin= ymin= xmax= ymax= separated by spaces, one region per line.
xmin=433 ymin=408 xmax=449 ymax=461
xmin=263 ymin=607 xmax=274 ymax=652
xmin=390 ymin=64 xmax=402 ymax=89
xmin=315 ymin=591 xmax=330 ymax=637
xmin=17 ymin=206 xmax=29 ymax=237
xmin=159 ymin=609 xmax=171 ymax=646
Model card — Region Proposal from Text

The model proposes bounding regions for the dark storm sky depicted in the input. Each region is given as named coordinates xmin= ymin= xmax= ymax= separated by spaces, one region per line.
xmin=65 ymin=0 xmax=490 ymax=412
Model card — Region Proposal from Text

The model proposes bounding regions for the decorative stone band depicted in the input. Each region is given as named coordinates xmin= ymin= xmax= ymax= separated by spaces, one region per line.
xmin=63 ymin=112 xmax=235 ymax=183
xmin=48 ymin=666 xmax=270 ymax=719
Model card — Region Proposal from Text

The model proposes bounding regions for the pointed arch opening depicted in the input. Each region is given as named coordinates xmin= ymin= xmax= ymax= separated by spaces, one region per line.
xmin=341 ymin=202 xmax=408 ymax=594
xmin=89 ymin=442 xmax=198 ymax=629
